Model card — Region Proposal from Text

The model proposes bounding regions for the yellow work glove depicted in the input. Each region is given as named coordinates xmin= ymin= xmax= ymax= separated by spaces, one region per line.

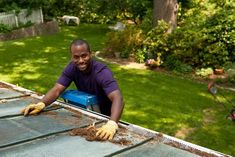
xmin=96 ymin=120 xmax=118 ymax=140
xmin=21 ymin=102 xmax=45 ymax=116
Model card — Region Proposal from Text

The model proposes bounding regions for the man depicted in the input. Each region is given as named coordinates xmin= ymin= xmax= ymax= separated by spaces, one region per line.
xmin=21 ymin=39 xmax=124 ymax=140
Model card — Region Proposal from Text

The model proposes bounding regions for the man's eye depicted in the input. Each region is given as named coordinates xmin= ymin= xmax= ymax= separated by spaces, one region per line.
xmin=81 ymin=54 xmax=88 ymax=58
xmin=73 ymin=56 xmax=79 ymax=59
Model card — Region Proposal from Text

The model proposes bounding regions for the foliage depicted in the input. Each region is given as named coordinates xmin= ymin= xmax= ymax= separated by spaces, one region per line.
xmin=0 ymin=21 xmax=33 ymax=33
xmin=18 ymin=21 xmax=34 ymax=28
xmin=104 ymin=26 xmax=144 ymax=60
xmin=0 ymin=0 xmax=152 ymax=24
xmin=224 ymin=62 xmax=235 ymax=83
xmin=227 ymin=69 xmax=235 ymax=83
xmin=174 ymin=63 xmax=193 ymax=74
xmin=105 ymin=0 xmax=234 ymax=70
xmin=141 ymin=20 xmax=170 ymax=61
xmin=119 ymin=0 xmax=152 ymax=24
xmin=195 ymin=67 xmax=214 ymax=77
xmin=170 ymin=0 xmax=234 ymax=68
xmin=135 ymin=48 xmax=146 ymax=63
xmin=0 ymin=0 xmax=21 ymax=12
xmin=204 ymin=1 xmax=235 ymax=64
xmin=163 ymin=54 xmax=193 ymax=73
xmin=106 ymin=0 xmax=235 ymax=71
xmin=0 ymin=0 xmax=50 ymax=12
xmin=105 ymin=20 xmax=170 ymax=64
xmin=139 ymin=9 xmax=154 ymax=33
xmin=0 ymin=24 xmax=12 ymax=33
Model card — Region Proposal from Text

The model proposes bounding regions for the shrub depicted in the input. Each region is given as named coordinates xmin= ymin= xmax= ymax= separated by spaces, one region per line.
xmin=135 ymin=48 xmax=146 ymax=63
xmin=0 ymin=21 xmax=34 ymax=34
xmin=142 ymin=20 xmax=170 ymax=60
xmin=162 ymin=54 xmax=192 ymax=73
xmin=175 ymin=63 xmax=193 ymax=74
xmin=104 ymin=26 xmax=144 ymax=59
xmin=228 ymin=71 xmax=235 ymax=83
xmin=103 ymin=0 xmax=234 ymax=77
xmin=226 ymin=63 xmax=235 ymax=83
xmin=0 ymin=24 xmax=12 ymax=33
xmin=195 ymin=68 xmax=214 ymax=77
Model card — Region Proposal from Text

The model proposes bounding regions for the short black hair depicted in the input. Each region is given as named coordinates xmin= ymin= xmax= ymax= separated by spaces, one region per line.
xmin=70 ymin=39 xmax=91 ymax=52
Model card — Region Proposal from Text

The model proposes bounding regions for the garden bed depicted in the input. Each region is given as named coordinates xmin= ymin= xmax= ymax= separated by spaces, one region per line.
xmin=0 ymin=21 xmax=59 ymax=41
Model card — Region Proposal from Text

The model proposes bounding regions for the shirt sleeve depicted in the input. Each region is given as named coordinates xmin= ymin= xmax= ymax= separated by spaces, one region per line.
xmin=97 ymin=68 xmax=119 ymax=95
xmin=57 ymin=62 xmax=75 ymax=87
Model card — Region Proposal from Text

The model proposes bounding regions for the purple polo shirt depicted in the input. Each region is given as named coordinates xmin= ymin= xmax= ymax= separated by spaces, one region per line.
xmin=57 ymin=60 xmax=119 ymax=116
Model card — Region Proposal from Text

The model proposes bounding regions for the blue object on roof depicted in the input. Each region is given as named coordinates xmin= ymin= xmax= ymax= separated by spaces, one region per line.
xmin=60 ymin=90 xmax=98 ymax=109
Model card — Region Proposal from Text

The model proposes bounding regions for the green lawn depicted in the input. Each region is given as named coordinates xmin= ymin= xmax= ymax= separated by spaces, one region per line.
xmin=0 ymin=24 xmax=235 ymax=156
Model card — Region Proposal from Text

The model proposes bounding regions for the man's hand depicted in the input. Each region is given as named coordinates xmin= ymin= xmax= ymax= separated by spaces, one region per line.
xmin=21 ymin=102 xmax=45 ymax=116
xmin=96 ymin=120 xmax=118 ymax=140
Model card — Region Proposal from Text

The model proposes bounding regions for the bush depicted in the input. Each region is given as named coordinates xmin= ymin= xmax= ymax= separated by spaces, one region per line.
xmin=162 ymin=55 xmax=179 ymax=70
xmin=167 ymin=1 xmax=235 ymax=68
xmin=135 ymin=49 xmax=146 ymax=63
xmin=0 ymin=24 xmax=12 ymax=33
xmin=0 ymin=21 xmax=34 ymax=34
xmin=226 ymin=64 xmax=235 ymax=83
xmin=175 ymin=63 xmax=193 ymax=74
xmin=142 ymin=20 xmax=170 ymax=60
xmin=104 ymin=26 xmax=144 ymax=59
xmin=195 ymin=68 xmax=214 ymax=77
xmin=162 ymin=54 xmax=192 ymax=73
xmin=103 ymin=0 xmax=234 ymax=77
xmin=228 ymin=71 xmax=235 ymax=83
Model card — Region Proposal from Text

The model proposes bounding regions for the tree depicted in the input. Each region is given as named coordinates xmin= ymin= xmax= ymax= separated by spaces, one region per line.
xmin=153 ymin=0 xmax=178 ymax=32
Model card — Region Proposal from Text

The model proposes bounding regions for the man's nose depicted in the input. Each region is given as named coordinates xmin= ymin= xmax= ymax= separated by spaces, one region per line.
xmin=74 ymin=57 xmax=84 ymax=63
xmin=77 ymin=57 xmax=84 ymax=63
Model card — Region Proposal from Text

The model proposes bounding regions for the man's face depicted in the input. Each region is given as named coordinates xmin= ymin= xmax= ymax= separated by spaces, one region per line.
xmin=71 ymin=44 xmax=92 ymax=72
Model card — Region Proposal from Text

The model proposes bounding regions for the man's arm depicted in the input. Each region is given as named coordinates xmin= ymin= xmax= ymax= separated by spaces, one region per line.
xmin=108 ymin=89 xmax=124 ymax=122
xmin=96 ymin=89 xmax=124 ymax=140
xmin=42 ymin=83 xmax=67 ymax=106
xmin=21 ymin=83 xmax=66 ymax=116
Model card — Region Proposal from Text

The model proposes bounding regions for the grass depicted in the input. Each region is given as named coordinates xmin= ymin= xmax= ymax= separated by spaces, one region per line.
xmin=0 ymin=24 xmax=108 ymax=91
xmin=0 ymin=24 xmax=235 ymax=156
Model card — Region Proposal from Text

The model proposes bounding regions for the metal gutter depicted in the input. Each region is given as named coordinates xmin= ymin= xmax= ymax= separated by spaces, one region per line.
xmin=0 ymin=80 xmax=232 ymax=157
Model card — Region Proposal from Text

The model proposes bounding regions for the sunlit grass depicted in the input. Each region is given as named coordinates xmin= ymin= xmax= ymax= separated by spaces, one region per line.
xmin=0 ymin=24 xmax=235 ymax=156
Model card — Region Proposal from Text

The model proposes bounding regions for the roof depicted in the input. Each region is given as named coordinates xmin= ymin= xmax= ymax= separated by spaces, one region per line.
xmin=0 ymin=81 xmax=230 ymax=157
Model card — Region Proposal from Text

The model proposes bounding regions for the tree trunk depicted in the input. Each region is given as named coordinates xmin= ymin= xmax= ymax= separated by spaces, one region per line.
xmin=153 ymin=0 xmax=178 ymax=32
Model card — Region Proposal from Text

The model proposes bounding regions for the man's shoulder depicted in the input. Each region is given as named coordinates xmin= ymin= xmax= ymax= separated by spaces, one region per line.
xmin=93 ymin=60 xmax=105 ymax=66
xmin=63 ymin=62 xmax=76 ymax=72
xmin=92 ymin=60 xmax=108 ymax=72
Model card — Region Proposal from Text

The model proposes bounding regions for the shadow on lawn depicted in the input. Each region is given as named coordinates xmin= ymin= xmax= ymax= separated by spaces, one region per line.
xmin=111 ymin=66 xmax=235 ymax=156
xmin=0 ymin=30 xmax=72 ymax=93
xmin=0 ymin=25 xmax=109 ymax=93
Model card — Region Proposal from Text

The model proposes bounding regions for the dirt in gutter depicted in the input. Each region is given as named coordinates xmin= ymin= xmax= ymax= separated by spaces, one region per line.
xmin=0 ymin=82 xmax=13 ymax=89
xmin=69 ymin=125 xmax=132 ymax=146
xmin=154 ymin=133 xmax=228 ymax=157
